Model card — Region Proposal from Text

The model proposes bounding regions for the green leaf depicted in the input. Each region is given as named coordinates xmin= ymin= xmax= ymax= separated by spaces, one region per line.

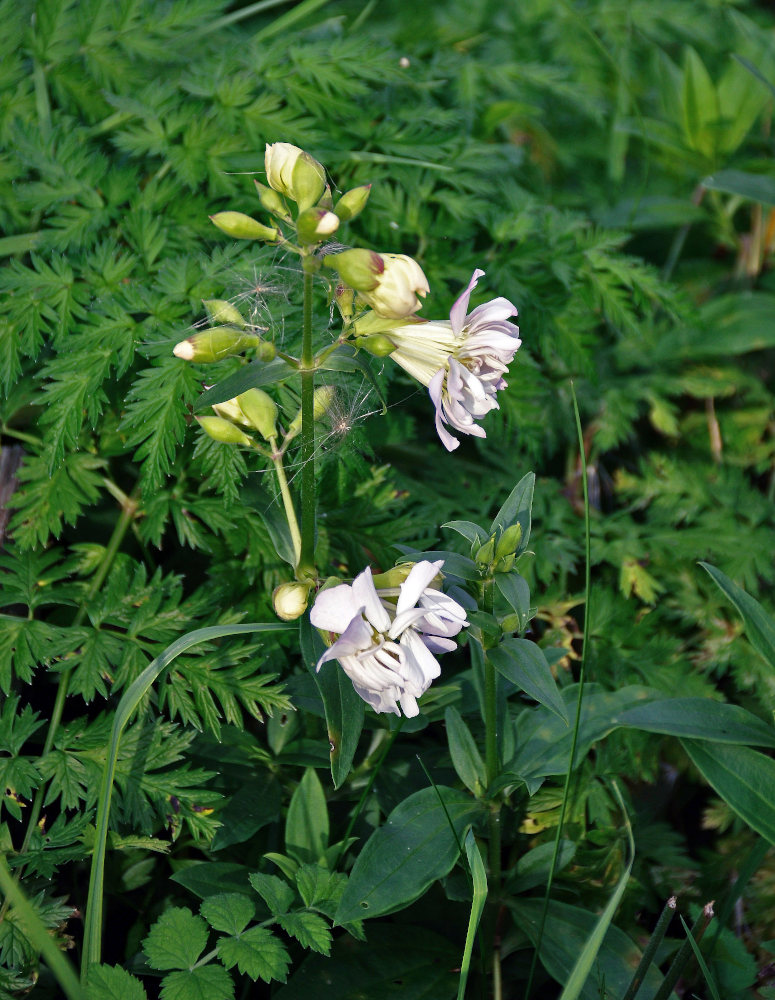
xmin=442 ymin=519 xmax=488 ymax=548
xmin=143 ymin=907 xmax=208 ymax=971
xmin=160 ymin=964 xmax=234 ymax=1000
xmin=86 ymin=965 xmax=148 ymax=1000
xmin=217 ymin=925 xmax=290 ymax=983
xmin=444 ymin=707 xmax=486 ymax=795
xmin=458 ymin=829 xmax=487 ymax=1000
xmin=195 ymin=358 xmax=295 ymax=410
xmin=300 ymin=615 xmax=364 ymax=788
xmin=681 ymin=46 xmax=719 ymax=160
xmin=489 ymin=638 xmax=568 ymax=724
xmin=249 ymin=872 xmax=295 ymax=916
xmin=702 ymin=169 xmax=775 ymax=207
xmin=615 ymin=698 xmax=775 ymax=749
xmin=513 ymin=900 xmax=667 ymax=1000
xmin=200 ymin=894 xmax=255 ymax=936
xmin=171 ymin=862 xmax=253 ymax=899
xmin=682 ymin=741 xmax=775 ymax=846
xmin=276 ymin=911 xmax=331 ymax=955
xmin=274 ymin=925 xmax=459 ymax=999
xmin=335 ymin=786 xmax=482 ymax=924
xmin=211 ymin=773 xmax=282 ymax=851
xmin=506 ymin=840 xmax=577 ymax=893
xmin=285 ymin=768 xmax=329 ymax=865
xmin=489 ymin=472 xmax=534 ymax=550
xmin=701 ymin=562 xmax=775 ymax=670
xmin=495 ymin=572 xmax=531 ymax=630
xmin=295 ymin=864 xmax=347 ymax=911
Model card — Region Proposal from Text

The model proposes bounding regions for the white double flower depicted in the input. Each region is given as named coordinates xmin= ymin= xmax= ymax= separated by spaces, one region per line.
xmin=387 ymin=269 xmax=520 ymax=451
xmin=310 ymin=560 xmax=468 ymax=718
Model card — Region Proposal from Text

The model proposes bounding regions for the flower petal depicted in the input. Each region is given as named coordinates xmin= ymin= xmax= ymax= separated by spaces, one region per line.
xmin=450 ymin=269 xmax=485 ymax=337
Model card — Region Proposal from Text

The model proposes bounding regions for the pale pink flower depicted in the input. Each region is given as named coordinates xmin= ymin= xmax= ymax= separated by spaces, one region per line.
xmin=388 ymin=269 xmax=520 ymax=450
xmin=310 ymin=560 xmax=467 ymax=717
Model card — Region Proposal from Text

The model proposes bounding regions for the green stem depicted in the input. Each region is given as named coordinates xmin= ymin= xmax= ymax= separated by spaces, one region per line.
xmin=268 ymin=438 xmax=302 ymax=566
xmin=0 ymin=856 xmax=84 ymax=1000
xmin=652 ymin=902 xmax=714 ymax=1000
xmin=621 ymin=896 xmax=677 ymax=1000
xmin=481 ymin=579 xmax=502 ymax=998
xmin=16 ymin=491 xmax=140 ymax=861
xmin=299 ymin=262 xmax=316 ymax=578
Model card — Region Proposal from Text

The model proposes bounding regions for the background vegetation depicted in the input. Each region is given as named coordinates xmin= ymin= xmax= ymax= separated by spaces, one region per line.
xmin=3 ymin=0 xmax=775 ymax=997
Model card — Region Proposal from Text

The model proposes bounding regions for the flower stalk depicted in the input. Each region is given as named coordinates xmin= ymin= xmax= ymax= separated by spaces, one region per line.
xmin=267 ymin=437 xmax=302 ymax=566
xmin=299 ymin=259 xmax=316 ymax=579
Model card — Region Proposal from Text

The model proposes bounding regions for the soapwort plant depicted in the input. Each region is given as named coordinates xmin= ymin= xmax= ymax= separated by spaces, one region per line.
xmin=7 ymin=130 xmax=775 ymax=1000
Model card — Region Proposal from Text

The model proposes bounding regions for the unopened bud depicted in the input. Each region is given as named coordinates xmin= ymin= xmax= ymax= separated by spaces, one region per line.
xmin=474 ymin=534 xmax=497 ymax=568
xmin=264 ymin=143 xmax=326 ymax=212
xmin=323 ymin=248 xmax=382 ymax=292
xmin=210 ymin=211 xmax=279 ymax=241
xmin=355 ymin=334 xmax=396 ymax=357
xmin=335 ymin=184 xmax=371 ymax=223
xmin=173 ymin=327 xmax=259 ymax=363
xmin=297 ymin=207 xmax=340 ymax=245
xmin=237 ymin=388 xmax=277 ymax=440
xmin=334 ymin=283 xmax=354 ymax=320
xmin=213 ymin=397 xmax=251 ymax=427
xmin=255 ymin=340 xmax=277 ymax=361
xmin=203 ymin=300 xmax=246 ymax=328
xmin=495 ymin=523 xmax=522 ymax=559
xmin=272 ymin=581 xmax=311 ymax=621
xmin=254 ymin=180 xmax=292 ymax=221
xmin=318 ymin=184 xmax=334 ymax=211
xmin=286 ymin=385 xmax=337 ymax=440
xmin=371 ymin=564 xmax=415 ymax=589
xmin=196 ymin=416 xmax=253 ymax=446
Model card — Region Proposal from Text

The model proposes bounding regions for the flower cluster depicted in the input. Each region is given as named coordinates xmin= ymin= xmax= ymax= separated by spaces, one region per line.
xmin=310 ymin=561 xmax=467 ymax=717
xmin=385 ymin=269 xmax=521 ymax=451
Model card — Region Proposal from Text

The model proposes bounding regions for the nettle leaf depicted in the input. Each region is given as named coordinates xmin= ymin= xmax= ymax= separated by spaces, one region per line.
xmin=249 ymin=872 xmax=295 ymax=916
xmin=200 ymin=894 xmax=255 ymax=936
xmin=217 ymin=925 xmax=290 ymax=984
xmin=276 ymin=912 xmax=331 ymax=955
xmin=160 ymin=964 xmax=234 ymax=1000
xmin=143 ymin=907 xmax=209 ymax=971
xmin=86 ymin=964 xmax=148 ymax=1000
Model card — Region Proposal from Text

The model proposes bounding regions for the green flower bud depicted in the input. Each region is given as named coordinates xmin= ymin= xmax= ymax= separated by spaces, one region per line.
xmin=264 ymin=142 xmax=326 ymax=212
xmin=474 ymin=534 xmax=497 ymax=568
xmin=335 ymin=184 xmax=371 ymax=222
xmin=318 ymin=184 xmax=334 ymax=211
xmin=212 ymin=398 xmax=251 ymax=427
xmin=272 ymin=581 xmax=311 ymax=621
xmin=286 ymin=385 xmax=336 ymax=439
xmin=254 ymin=179 xmax=292 ymax=221
xmin=255 ymin=340 xmax=277 ymax=361
xmin=495 ymin=523 xmax=522 ymax=559
xmin=323 ymin=248 xmax=382 ymax=292
xmin=173 ymin=327 xmax=259 ymax=363
xmin=196 ymin=416 xmax=253 ymax=446
xmin=203 ymin=299 xmax=246 ymax=328
xmin=210 ymin=211 xmax=279 ymax=241
xmin=355 ymin=333 xmax=396 ymax=357
xmin=237 ymin=388 xmax=278 ymax=441
xmin=296 ymin=207 xmax=340 ymax=245
xmin=334 ymin=282 xmax=354 ymax=320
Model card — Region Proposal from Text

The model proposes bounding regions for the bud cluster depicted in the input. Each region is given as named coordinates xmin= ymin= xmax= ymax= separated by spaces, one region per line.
xmin=474 ymin=523 xmax=523 ymax=574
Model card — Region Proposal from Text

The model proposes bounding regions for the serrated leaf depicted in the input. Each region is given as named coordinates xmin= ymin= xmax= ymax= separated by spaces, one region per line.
xmin=200 ymin=894 xmax=255 ymax=935
xmin=86 ymin=965 xmax=148 ymax=1000
xmin=276 ymin=911 xmax=331 ymax=955
xmin=217 ymin=925 xmax=290 ymax=983
xmin=295 ymin=864 xmax=347 ymax=911
xmin=160 ymin=964 xmax=234 ymax=1000
xmin=249 ymin=872 xmax=295 ymax=916
xmin=143 ymin=907 xmax=209 ymax=971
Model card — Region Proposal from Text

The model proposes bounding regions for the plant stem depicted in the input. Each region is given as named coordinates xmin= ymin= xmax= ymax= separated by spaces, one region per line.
xmin=18 ymin=491 xmax=139 ymax=858
xmin=481 ymin=578 xmax=502 ymax=998
xmin=299 ymin=261 xmax=316 ymax=578
xmin=652 ymin=902 xmax=714 ymax=1000
xmin=268 ymin=437 xmax=302 ymax=565
xmin=622 ymin=895 xmax=677 ymax=1000
xmin=525 ymin=382 xmax=592 ymax=1000
xmin=0 ymin=856 xmax=83 ymax=1000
